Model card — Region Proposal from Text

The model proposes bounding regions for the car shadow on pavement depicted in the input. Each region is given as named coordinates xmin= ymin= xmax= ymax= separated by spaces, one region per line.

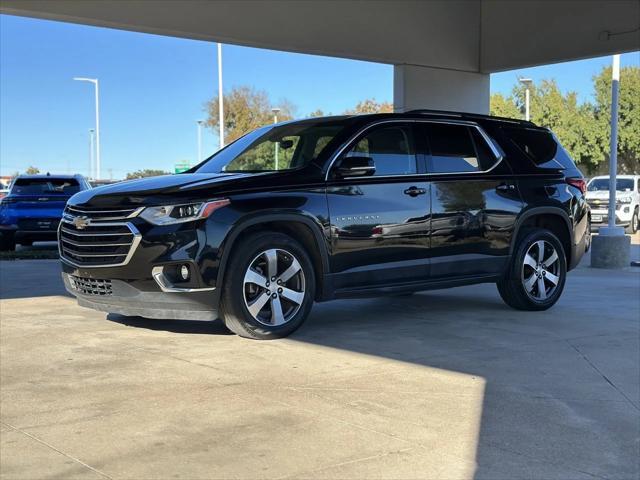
xmin=106 ymin=314 xmax=233 ymax=335
xmin=289 ymin=286 xmax=639 ymax=479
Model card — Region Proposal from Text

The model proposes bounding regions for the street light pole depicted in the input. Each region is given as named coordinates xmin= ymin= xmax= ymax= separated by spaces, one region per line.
xmin=89 ymin=129 xmax=95 ymax=180
xmin=518 ymin=77 xmax=533 ymax=121
xmin=196 ymin=120 xmax=204 ymax=163
xmin=272 ymin=108 xmax=280 ymax=170
xmin=591 ymin=53 xmax=630 ymax=269
xmin=73 ymin=77 xmax=101 ymax=179
xmin=217 ymin=43 xmax=224 ymax=149
xmin=607 ymin=54 xmax=621 ymax=230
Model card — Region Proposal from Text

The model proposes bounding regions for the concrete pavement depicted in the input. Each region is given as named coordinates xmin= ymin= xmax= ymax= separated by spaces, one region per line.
xmin=1 ymin=252 xmax=639 ymax=479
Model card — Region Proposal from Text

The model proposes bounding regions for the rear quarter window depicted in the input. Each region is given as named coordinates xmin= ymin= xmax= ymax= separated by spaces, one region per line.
xmin=502 ymin=127 xmax=580 ymax=174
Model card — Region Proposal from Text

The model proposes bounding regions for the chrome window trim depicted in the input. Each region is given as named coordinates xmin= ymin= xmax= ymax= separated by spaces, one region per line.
xmin=324 ymin=118 xmax=505 ymax=181
xmin=59 ymin=218 xmax=142 ymax=268
xmin=151 ymin=266 xmax=216 ymax=293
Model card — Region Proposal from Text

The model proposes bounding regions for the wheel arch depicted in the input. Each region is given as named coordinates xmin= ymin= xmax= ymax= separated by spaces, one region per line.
xmin=216 ymin=213 xmax=330 ymax=301
xmin=511 ymin=207 xmax=573 ymax=267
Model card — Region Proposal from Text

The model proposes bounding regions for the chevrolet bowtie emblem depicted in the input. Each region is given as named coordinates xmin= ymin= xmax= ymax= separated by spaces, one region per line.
xmin=72 ymin=215 xmax=90 ymax=230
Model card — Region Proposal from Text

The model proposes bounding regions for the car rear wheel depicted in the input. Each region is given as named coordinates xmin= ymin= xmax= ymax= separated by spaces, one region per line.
xmin=497 ymin=228 xmax=567 ymax=311
xmin=219 ymin=231 xmax=315 ymax=339
xmin=625 ymin=208 xmax=638 ymax=234
xmin=0 ymin=232 xmax=16 ymax=251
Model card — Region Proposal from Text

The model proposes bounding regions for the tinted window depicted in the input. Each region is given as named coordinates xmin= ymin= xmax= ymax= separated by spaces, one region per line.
xmin=426 ymin=124 xmax=483 ymax=173
xmin=347 ymin=125 xmax=416 ymax=176
xmin=470 ymin=128 xmax=498 ymax=170
xmin=502 ymin=127 xmax=576 ymax=170
xmin=196 ymin=121 xmax=344 ymax=173
xmin=11 ymin=178 xmax=81 ymax=195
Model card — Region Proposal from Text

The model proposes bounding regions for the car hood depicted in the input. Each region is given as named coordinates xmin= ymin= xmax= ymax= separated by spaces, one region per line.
xmin=69 ymin=172 xmax=257 ymax=208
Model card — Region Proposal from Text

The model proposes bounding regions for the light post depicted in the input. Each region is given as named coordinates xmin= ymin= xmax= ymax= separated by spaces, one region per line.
xmin=217 ymin=43 xmax=224 ymax=149
xmin=591 ymin=53 xmax=630 ymax=269
xmin=89 ymin=128 xmax=95 ymax=180
xmin=73 ymin=77 xmax=101 ymax=179
xmin=272 ymin=108 xmax=280 ymax=170
xmin=607 ymin=55 xmax=621 ymax=231
xmin=518 ymin=77 xmax=533 ymax=121
xmin=196 ymin=120 xmax=204 ymax=163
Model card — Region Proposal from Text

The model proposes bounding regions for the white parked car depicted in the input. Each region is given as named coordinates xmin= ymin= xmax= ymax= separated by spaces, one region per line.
xmin=586 ymin=175 xmax=639 ymax=234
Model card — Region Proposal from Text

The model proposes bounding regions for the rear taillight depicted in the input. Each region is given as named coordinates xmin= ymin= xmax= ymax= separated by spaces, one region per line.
xmin=566 ymin=177 xmax=587 ymax=194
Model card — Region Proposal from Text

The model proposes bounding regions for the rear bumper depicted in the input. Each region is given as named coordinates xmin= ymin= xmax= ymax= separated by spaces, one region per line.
xmin=1 ymin=219 xmax=61 ymax=240
xmin=62 ymin=273 xmax=219 ymax=321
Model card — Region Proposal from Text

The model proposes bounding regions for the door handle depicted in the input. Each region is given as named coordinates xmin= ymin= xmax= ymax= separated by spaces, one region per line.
xmin=404 ymin=186 xmax=427 ymax=197
xmin=496 ymin=183 xmax=515 ymax=192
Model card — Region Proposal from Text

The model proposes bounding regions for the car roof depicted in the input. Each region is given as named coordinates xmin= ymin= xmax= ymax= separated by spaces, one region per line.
xmin=278 ymin=110 xmax=537 ymax=130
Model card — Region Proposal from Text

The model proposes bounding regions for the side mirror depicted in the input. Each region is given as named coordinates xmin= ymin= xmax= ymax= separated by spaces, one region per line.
xmin=335 ymin=155 xmax=376 ymax=178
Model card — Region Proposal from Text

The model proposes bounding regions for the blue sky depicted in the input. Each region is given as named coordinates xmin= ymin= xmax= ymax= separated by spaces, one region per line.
xmin=1 ymin=14 xmax=638 ymax=179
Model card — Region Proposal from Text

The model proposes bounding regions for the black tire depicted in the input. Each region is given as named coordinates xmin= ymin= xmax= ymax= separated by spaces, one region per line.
xmin=219 ymin=231 xmax=316 ymax=340
xmin=0 ymin=232 xmax=16 ymax=251
xmin=625 ymin=208 xmax=638 ymax=235
xmin=497 ymin=228 xmax=567 ymax=311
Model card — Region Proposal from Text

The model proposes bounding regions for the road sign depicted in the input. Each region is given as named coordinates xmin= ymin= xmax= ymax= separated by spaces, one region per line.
xmin=174 ymin=161 xmax=190 ymax=174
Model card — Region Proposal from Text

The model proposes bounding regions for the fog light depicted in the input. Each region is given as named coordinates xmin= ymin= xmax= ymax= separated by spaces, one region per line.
xmin=179 ymin=264 xmax=190 ymax=281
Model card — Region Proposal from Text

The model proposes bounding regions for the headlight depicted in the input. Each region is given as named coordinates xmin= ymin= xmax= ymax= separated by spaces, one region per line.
xmin=140 ymin=199 xmax=230 ymax=225
xmin=618 ymin=196 xmax=632 ymax=204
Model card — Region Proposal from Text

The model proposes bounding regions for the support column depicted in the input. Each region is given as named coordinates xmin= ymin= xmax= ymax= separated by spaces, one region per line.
xmin=394 ymin=64 xmax=490 ymax=114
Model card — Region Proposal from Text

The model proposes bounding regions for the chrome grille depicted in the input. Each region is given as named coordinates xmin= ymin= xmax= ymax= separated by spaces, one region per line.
xmin=587 ymin=201 xmax=608 ymax=210
xmin=59 ymin=207 xmax=142 ymax=267
xmin=69 ymin=276 xmax=113 ymax=296
xmin=65 ymin=205 xmax=143 ymax=221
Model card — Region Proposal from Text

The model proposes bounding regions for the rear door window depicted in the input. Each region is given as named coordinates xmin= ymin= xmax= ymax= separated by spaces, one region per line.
xmin=424 ymin=123 xmax=495 ymax=173
xmin=11 ymin=178 xmax=81 ymax=195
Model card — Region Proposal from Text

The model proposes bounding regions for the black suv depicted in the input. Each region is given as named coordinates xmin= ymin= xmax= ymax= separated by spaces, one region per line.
xmin=59 ymin=111 xmax=590 ymax=339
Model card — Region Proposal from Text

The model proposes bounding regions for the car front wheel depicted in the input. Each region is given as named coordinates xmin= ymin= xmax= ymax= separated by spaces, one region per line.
xmin=219 ymin=231 xmax=316 ymax=339
xmin=497 ymin=228 xmax=567 ymax=311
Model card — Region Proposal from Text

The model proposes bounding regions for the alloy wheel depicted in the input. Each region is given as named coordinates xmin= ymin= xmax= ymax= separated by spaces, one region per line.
xmin=243 ymin=248 xmax=306 ymax=326
xmin=521 ymin=240 xmax=561 ymax=301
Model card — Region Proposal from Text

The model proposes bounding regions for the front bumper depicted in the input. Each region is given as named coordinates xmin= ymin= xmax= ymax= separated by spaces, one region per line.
xmin=589 ymin=211 xmax=631 ymax=230
xmin=62 ymin=273 xmax=219 ymax=320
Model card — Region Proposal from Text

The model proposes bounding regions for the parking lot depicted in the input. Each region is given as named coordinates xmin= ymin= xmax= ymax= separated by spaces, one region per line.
xmin=1 ymin=243 xmax=639 ymax=479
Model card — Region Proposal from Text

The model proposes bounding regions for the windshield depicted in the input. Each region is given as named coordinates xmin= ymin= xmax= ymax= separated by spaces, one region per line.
xmin=11 ymin=178 xmax=81 ymax=195
xmin=588 ymin=178 xmax=634 ymax=192
xmin=195 ymin=120 xmax=345 ymax=173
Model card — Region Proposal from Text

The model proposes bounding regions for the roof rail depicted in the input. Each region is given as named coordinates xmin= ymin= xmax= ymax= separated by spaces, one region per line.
xmin=405 ymin=109 xmax=535 ymax=126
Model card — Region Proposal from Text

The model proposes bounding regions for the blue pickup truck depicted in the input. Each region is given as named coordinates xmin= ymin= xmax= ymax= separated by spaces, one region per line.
xmin=0 ymin=174 xmax=91 ymax=251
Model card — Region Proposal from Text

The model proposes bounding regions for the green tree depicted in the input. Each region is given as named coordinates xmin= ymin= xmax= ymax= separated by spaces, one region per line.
xmin=344 ymin=98 xmax=393 ymax=114
xmin=25 ymin=166 xmax=40 ymax=174
xmin=489 ymin=93 xmax=520 ymax=118
xmin=490 ymin=66 xmax=639 ymax=174
xmin=204 ymin=86 xmax=296 ymax=144
xmin=592 ymin=66 xmax=640 ymax=174
xmin=125 ymin=169 xmax=169 ymax=179
xmin=512 ymin=80 xmax=600 ymax=171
